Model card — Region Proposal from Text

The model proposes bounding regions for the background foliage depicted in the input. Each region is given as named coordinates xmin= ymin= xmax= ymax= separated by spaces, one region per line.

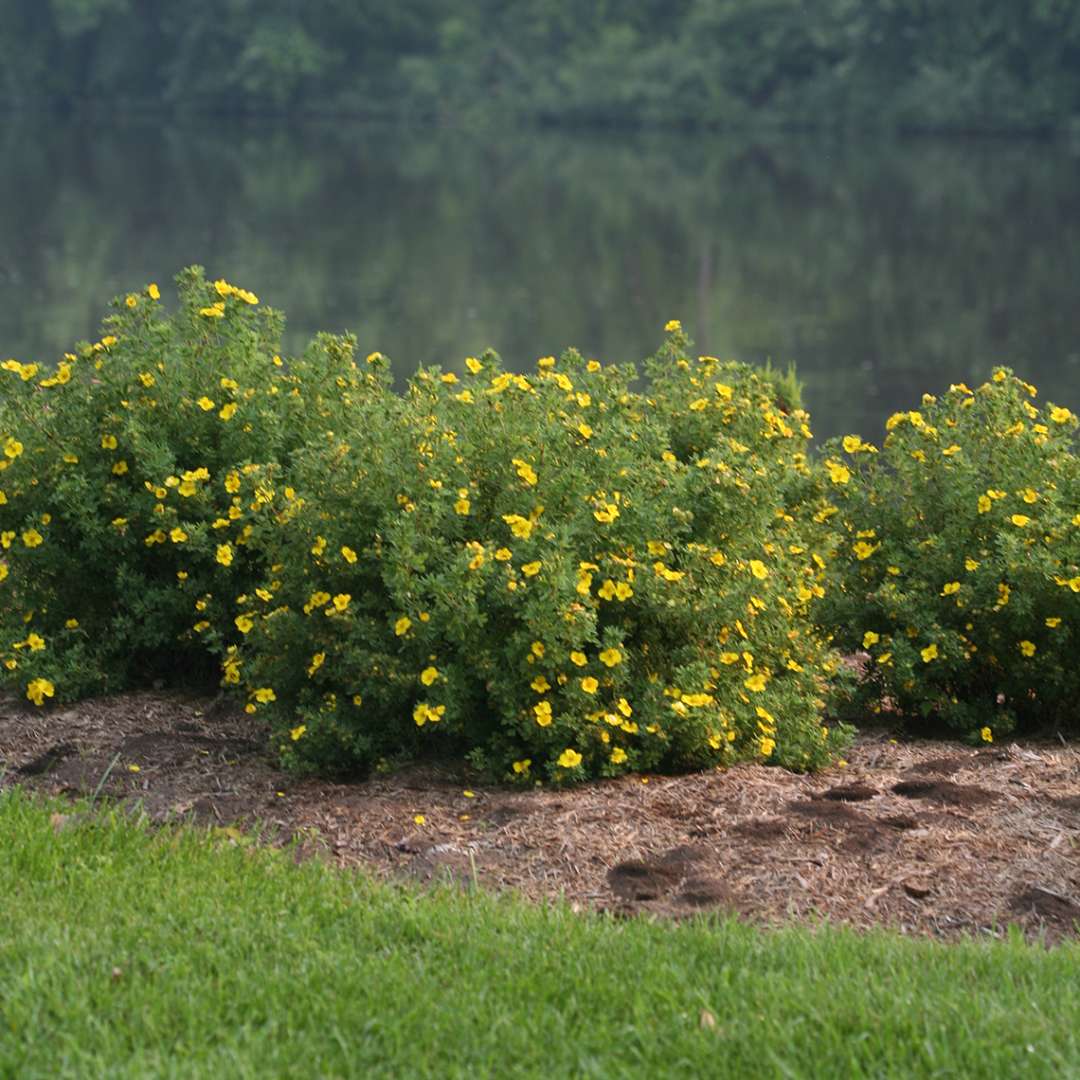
xmin=4 ymin=0 xmax=1080 ymax=131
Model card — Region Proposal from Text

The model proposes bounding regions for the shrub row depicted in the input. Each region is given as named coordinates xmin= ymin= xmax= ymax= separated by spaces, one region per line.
xmin=1 ymin=270 xmax=1077 ymax=780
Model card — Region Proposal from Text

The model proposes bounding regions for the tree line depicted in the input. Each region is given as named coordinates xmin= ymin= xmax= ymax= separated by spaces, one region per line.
xmin=4 ymin=0 xmax=1080 ymax=130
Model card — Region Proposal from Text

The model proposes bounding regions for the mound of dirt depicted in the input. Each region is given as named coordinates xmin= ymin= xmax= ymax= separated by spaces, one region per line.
xmin=2 ymin=690 xmax=1078 ymax=943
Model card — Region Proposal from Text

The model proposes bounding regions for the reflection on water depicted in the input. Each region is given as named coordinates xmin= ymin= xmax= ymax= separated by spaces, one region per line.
xmin=2 ymin=117 xmax=1078 ymax=440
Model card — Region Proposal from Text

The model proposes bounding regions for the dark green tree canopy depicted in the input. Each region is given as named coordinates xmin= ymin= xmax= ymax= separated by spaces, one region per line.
xmin=3 ymin=0 xmax=1079 ymax=129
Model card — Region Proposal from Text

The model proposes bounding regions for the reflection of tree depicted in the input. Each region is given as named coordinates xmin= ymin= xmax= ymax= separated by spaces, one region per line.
xmin=1 ymin=118 xmax=1078 ymax=441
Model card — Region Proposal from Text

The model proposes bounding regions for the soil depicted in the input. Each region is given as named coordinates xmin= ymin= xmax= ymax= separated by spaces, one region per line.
xmin=2 ymin=689 xmax=1079 ymax=944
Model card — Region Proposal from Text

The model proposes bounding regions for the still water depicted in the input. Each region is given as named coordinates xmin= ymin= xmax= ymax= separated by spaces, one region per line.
xmin=3 ymin=117 xmax=1079 ymax=440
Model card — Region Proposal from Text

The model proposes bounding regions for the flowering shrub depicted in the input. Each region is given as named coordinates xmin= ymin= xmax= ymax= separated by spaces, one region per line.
xmin=818 ymin=369 xmax=1080 ymax=739
xmin=237 ymin=325 xmax=851 ymax=781
xmin=0 ymin=267 xmax=364 ymax=700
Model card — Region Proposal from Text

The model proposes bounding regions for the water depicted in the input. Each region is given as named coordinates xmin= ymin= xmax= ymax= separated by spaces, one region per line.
xmin=3 ymin=116 xmax=1079 ymax=441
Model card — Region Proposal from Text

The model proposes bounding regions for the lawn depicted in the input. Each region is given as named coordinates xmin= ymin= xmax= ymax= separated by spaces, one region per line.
xmin=0 ymin=787 xmax=1076 ymax=1079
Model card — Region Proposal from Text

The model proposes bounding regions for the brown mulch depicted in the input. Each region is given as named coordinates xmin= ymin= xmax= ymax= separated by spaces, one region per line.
xmin=2 ymin=690 xmax=1079 ymax=943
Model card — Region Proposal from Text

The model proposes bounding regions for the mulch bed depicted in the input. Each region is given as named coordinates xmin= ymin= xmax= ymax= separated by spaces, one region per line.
xmin=2 ymin=690 xmax=1079 ymax=943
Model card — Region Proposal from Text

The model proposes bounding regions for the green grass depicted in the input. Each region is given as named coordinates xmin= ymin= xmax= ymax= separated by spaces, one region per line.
xmin=0 ymin=788 xmax=1077 ymax=1079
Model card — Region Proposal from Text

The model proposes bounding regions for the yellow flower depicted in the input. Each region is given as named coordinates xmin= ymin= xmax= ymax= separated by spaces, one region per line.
xmin=100 ymin=434 xmax=118 ymax=450
xmin=331 ymin=593 xmax=350 ymax=613
xmin=65 ymin=619 xmax=79 ymax=629
xmin=580 ymin=676 xmax=599 ymax=694
xmin=611 ymin=747 xmax=627 ymax=765
xmin=965 ymin=557 xmax=980 ymax=571
xmin=502 ymin=514 xmax=533 ymax=539
xmin=534 ymin=700 xmax=553 ymax=726
xmin=219 ymin=402 xmax=238 ymax=421
xmin=289 ymin=724 xmax=306 ymax=741
xmin=454 ymin=498 xmax=471 ymax=515
xmin=852 ymin=540 xmax=878 ymax=560
xmin=253 ymin=687 xmax=276 ymax=703
xmin=978 ymin=495 xmax=992 ymax=513
xmin=557 ymin=748 xmax=583 ymax=768
xmin=674 ymin=692 xmax=708 ymax=711
xmin=980 ymin=727 xmax=993 ymax=744
xmin=307 ymin=652 xmax=326 ymax=676
xmin=1021 ymin=489 xmax=1038 ymax=504
xmin=395 ymin=616 xmax=412 ymax=636
xmin=593 ymin=503 xmax=619 ymax=523
xmin=26 ymin=677 xmax=55 ymax=706
xmin=862 ymin=631 xmax=880 ymax=648
xmin=570 ymin=651 xmax=587 ymax=667
xmin=512 ymin=759 xmax=531 ymax=774
xmin=494 ymin=548 xmax=512 ymax=561
xmin=531 ymin=675 xmax=551 ymax=693
xmin=521 ymin=561 xmax=542 ymax=577
xmin=664 ymin=319 xmax=682 ymax=333
xmin=941 ymin=582 xmax=960 ymax=596
xmin=758 ymin=737 xmax=776 ymax=758
xmin=1010 ymin=514 xmax=1030 ymax=527
xmin=420 ymin=666 xmax=439 ymax=686
xmin=341 ymin=545 xmax=358 ymax=564
xmin=22 ymin=529 xmax=43 ymax=548
xmin=531 ymin=641 xmax=545 ymax=658
xmin=197 ymin=396 xmax=215 ymax=411
xmin=147 ymin=282 xmax=160 ymax=300
xmin=577 ymin=422 xmax=594 ymax=440
xmin=413 ymin=814 xmax=426 ymax=826
xmin=234 ymin=614 xmax=254 ymax=634
xmin=512 ymin=459 xmax=538 ymax=486
xmin=920 ymin=643 xmax=939 ymax=662
xmin=614 ymin=581 xmax=633 ymax=600
xmin=1049 ymin=406 xmax=1074 ymax=424
xmin=1046 ymin=617 xmax=1062 ymax=628
xmin=598 ymin=647 xmax=622 ymax=667
xmin=744 ymin=673 xmax=768 ymax=692
xmin=169 ymin=527 xmax=187 ymax=543
xmin=749 ymin=560 xmax=768 ymax=580
xmin=465 ymin=357 xmax=483 ymax=375
xmin=688 ymin=398 xmax=708 ymax=412
xmin=225 ymin=471 xmax=241 ymax=494
xmin=1018 ymin=640 xmax=1036 ymax=657
xmin=826 ymin=461 xmax=850 ymax=485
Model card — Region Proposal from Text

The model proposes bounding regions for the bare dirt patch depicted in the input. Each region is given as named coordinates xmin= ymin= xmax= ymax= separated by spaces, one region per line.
xmin=891 ymin=779 xmax=999 ymax=808
xmin=2 ymin=690 xmax=1079 ymax=942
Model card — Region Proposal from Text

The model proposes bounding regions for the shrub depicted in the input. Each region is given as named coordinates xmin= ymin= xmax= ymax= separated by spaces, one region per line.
xmin=238 ymin=326 xmax=851 ymax=781
xmin=0 ymin=267 xmax=363 ymax=701
xmin=817 ymin=369 xmax=1080 ymax=739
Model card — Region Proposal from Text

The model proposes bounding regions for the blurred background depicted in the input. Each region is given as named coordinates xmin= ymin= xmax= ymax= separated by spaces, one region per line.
xmin=3 ymin=0 xmax=1079 ymax=438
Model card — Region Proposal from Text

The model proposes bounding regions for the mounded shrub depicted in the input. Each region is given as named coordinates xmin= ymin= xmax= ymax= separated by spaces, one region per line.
xmin=237 ymin=325 xmax=851 ymax=781
xmin=817 ymin=369 xmax=1080 ymax=739
xmin=0 ymin=267 xmax=363 ymax=701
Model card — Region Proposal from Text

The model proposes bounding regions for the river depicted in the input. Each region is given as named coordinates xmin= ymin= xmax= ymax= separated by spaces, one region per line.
xmin=3 ymin=117 xmax=1078 ymax=440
